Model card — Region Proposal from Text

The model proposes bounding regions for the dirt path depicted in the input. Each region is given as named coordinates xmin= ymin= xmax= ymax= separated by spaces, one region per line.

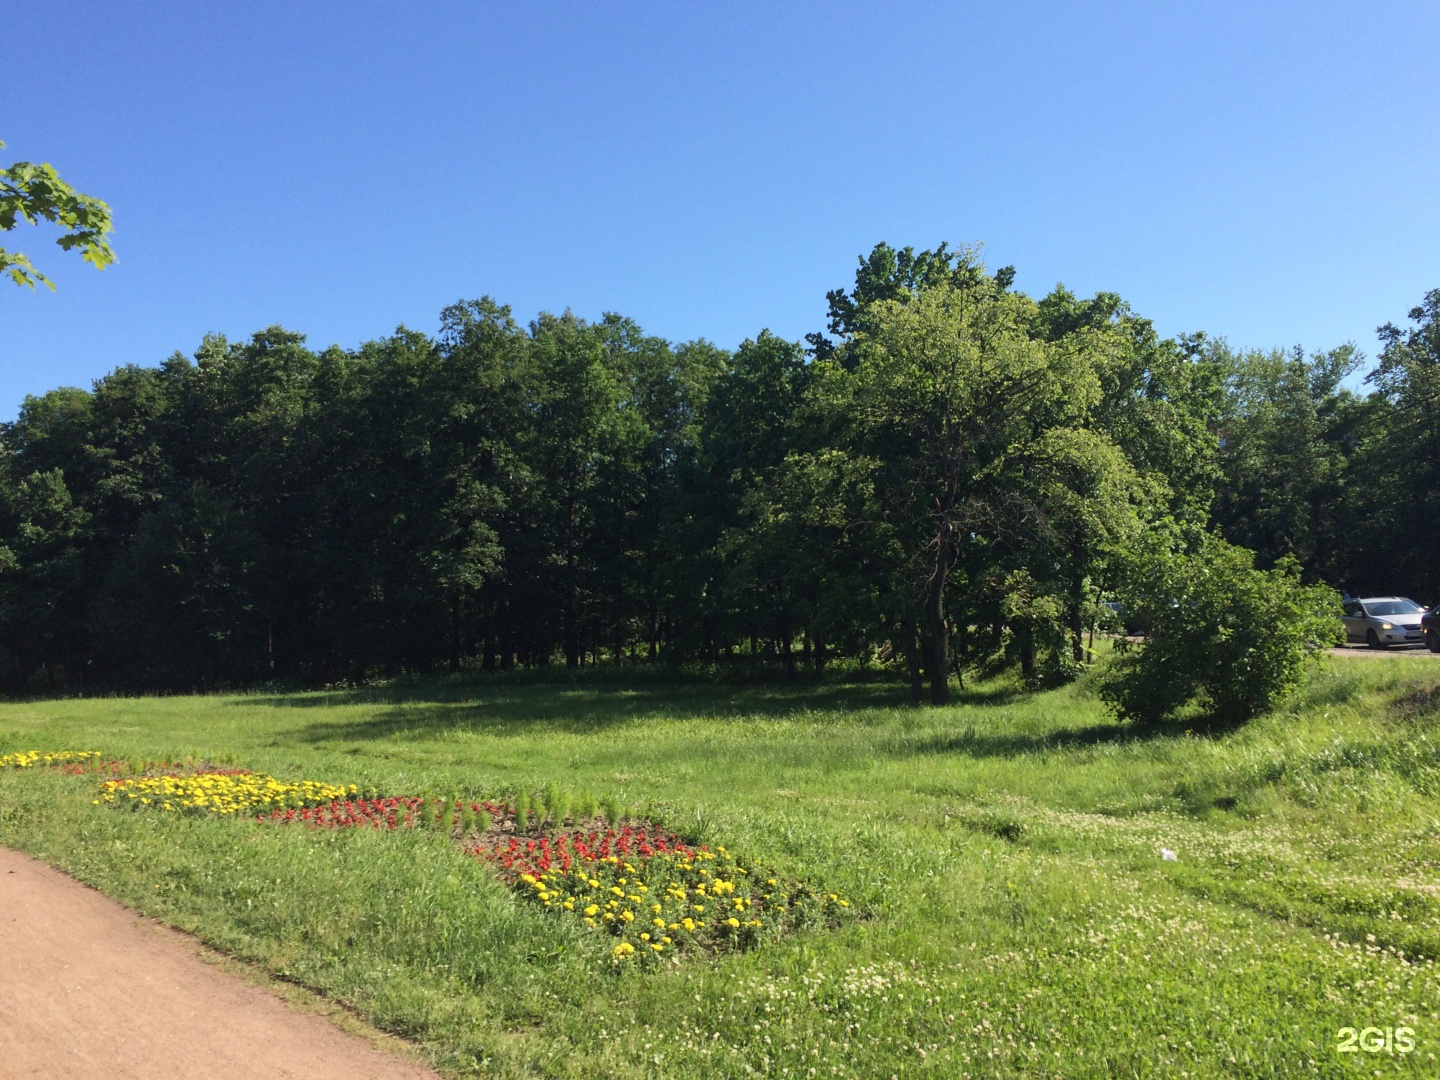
xmin=0 ymin=846 xmax=441 ymax=1080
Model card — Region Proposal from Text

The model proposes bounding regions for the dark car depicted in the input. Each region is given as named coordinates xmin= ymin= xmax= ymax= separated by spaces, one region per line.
xmin=1424 ymin=608 xmax=1440 ymax=653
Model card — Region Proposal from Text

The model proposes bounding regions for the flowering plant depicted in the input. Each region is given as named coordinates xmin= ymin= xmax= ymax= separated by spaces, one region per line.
xmin=98 ymin=771 xmax=354 ymax=816
xmin=473 ymin=821 xmax=850 ymax=964
xmin=0 ymin=750 xmax=100 ymax=769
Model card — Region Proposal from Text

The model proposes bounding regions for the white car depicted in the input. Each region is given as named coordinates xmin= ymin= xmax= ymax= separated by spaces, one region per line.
xmin=1341 ymin=596 xmax=1427 ymax=648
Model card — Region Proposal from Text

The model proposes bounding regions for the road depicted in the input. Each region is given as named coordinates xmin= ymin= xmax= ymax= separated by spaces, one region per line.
xmin=1328 ymin=644 xmax=1438 ymax=658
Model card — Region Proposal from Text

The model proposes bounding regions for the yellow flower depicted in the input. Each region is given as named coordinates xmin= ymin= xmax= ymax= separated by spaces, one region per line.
xmin=584 ymin=904 xmax=599 ymax=917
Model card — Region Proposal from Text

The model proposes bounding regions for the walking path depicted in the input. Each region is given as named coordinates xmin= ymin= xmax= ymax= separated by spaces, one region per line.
xmin=0 ymin=846 xmax=440 ymax=1080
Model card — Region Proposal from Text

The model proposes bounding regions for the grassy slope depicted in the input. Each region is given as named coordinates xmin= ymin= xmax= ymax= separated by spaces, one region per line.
xmin=2 ymin=659 xmax=1439 ymax=1078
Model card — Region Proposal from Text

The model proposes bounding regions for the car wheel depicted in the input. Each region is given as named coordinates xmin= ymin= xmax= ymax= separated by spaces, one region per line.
xmin=1428 ymin=629 xmax=1440 ymax=654
xmin=1366 ymin=629 xmax=1386 ymax=650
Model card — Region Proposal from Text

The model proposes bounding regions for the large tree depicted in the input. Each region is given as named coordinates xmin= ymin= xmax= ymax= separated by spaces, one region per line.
xmin=820 ymin=253 xmax=1120 ymax=704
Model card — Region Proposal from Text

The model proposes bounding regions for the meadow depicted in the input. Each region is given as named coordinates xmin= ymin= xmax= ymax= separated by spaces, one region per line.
xmin=3 ymin=656 xmax=1439 ymax=1078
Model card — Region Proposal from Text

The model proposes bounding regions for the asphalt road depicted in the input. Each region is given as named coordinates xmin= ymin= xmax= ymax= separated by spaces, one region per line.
xmin=1328 ymin=644 xmax=1438 ymax=658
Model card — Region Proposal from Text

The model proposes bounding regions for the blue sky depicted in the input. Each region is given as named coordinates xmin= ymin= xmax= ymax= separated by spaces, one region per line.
xmin=3 ymin=2 xmax=1437 ymax=415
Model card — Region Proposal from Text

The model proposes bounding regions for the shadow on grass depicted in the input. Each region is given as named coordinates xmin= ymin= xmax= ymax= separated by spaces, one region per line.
xmin=276 ymin=678 xmax=909 ymax=743
xmin=902 ymin=714 xmax=1220 ymax=759
xmin=249 ymin=671 xmax=1042 ymax=745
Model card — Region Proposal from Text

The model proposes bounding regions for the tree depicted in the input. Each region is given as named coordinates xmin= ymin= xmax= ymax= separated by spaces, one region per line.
xmin=821 ymin=251 xmax=1119 ymax=704
xmin=1211 ymin=342 xmax=1362 ymax=578
xmin=1 ymin=140 xmax=115 ymax=289
xmin=0 ymin=468 xmax=90 ymax=690
xmin=1363 ymin=290 xmax=1440 ymax=601
xmin=807 ymin=241 xmax=1015 ymax=362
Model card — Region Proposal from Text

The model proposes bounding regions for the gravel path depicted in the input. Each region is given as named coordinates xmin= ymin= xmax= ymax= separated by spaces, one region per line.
xmin=0 ymin=846 xmax=440 ymax=1080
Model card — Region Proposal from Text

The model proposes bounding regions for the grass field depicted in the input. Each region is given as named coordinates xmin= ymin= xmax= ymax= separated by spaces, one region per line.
xmin=3 ymin=657 xmax=1440 ymax=1078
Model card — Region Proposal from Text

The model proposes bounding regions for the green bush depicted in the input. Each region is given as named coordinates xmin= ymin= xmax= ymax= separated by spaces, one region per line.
xmin=1100 ymin=537 xmax=1342 ymax=725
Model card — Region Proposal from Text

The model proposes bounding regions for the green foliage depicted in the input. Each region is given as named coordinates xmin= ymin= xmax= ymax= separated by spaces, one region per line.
xmin=816 ymin=260 xmax=1135 ymax=703
xmin=515 ymin=791 xmax=531 ymax=830
xmin=601 ymin=795 xmax=621 ymax=826
xmin=0 ymin=238 xmax=1422 ymax=701
xmin=1209 ymin=290 xmax=1440 ymax=605
xmin=1101 ymin=536 xmax=1343 ymax=725
xmin=0 ymin=139 xmax=115 ymax=289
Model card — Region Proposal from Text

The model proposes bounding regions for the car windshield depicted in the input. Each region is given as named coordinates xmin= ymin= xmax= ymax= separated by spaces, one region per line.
xmin=1366 ymin=599 xmax=1422 ymax=616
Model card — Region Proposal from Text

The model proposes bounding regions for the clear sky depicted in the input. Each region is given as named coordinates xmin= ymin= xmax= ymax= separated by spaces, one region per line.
xmin=3 ymin=2 xmax=1437 ymax=416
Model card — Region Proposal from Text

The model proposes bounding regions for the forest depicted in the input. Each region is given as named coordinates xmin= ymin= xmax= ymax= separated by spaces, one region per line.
xmin=1 ymin=242 xmax=1436 ymax=696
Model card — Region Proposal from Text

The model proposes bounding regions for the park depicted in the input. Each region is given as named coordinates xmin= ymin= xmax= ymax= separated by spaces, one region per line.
xmin=4 ymin=649 xmax=1440 ymax=1075
xmin=4 ymin=6 xmax=1439 ymax=1077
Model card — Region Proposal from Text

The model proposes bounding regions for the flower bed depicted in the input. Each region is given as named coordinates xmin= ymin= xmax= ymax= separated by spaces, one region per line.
xmin=3 ymin=751 xmax=850 ymax=965
xmin=0 ymin=750 xmax=100 ymax=769
xmin=98 ymin=771 xmax=354 ymax=816
xmin=259 ymin=795 xmax=432 ymax=827
xmin=255 ymin=792 xmax=854 ymax=963
xmin=472 ymin=820 xmax=850 ymax=964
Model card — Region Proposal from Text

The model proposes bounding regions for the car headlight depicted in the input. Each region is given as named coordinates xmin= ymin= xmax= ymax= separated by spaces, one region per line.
xmin=1379 ymin=623 xmax=1394 ymax=630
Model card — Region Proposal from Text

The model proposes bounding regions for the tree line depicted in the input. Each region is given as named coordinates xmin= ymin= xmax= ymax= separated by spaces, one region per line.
xmin=1 ymin=242 xmax=1435 ymax=698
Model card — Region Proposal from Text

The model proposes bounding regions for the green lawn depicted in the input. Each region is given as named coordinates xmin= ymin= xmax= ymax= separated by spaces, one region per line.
xmin=3 ymin=658 xmax=1439 ymax=1077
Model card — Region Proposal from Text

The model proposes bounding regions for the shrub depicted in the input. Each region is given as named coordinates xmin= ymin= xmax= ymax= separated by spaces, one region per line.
xmin=1100 ymin=537 xmax=1342 ymax=725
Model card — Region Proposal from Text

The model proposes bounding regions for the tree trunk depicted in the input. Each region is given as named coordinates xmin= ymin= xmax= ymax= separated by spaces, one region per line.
xmin=906 ymin=605 xmax=923 ymax=706
xmin=565 ymin=582 xmax=580 ymax=667
xmin=951 ymin=619 xmax=967 ymax=690
xmin=923 ymin=535 xmax=952 ymax=706
xmin=449 ymin=591 xmax=461 ymax=673
xmin=1068 ymin=533 xmax=1086 ymax=664
xmin=1068 ymin=573 xmax=1085 ymax=664
xmin=1018 ymin=622 xmax=1037 ymax=680
xmin=500 ymin=598 xmax=514 ymax=671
